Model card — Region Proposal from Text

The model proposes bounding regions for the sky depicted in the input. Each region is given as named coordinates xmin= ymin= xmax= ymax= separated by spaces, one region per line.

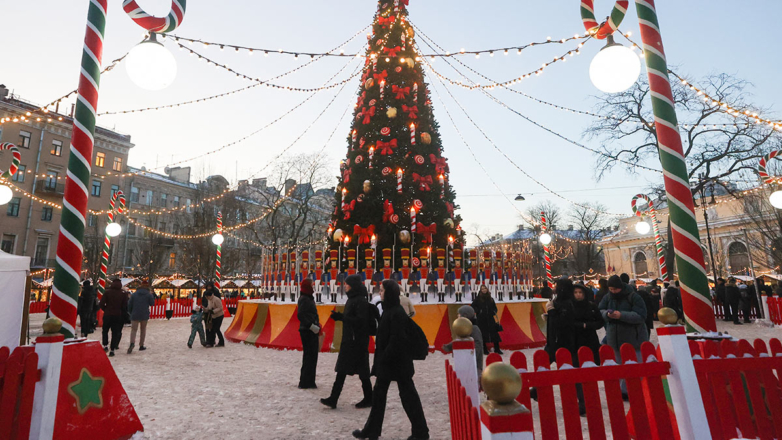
xmin=2 ymin=0 xmax=781 ymax=245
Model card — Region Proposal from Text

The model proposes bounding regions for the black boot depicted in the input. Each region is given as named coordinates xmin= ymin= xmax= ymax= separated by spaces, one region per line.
xmin=320 ymin=397 xmax=337 ymax=409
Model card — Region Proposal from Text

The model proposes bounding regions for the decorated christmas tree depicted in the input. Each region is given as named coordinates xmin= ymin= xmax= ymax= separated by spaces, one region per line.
xmin=328 ymin=0 xmax=463 ymax=279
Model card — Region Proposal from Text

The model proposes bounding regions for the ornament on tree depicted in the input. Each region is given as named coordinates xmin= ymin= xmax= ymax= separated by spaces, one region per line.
xmin=413 ymin=173 xmax=433 ymax=191
xmin=406 ymin=58 xmax=415 ymax=69
xmin=343 ymin=201 xmax=356 ymax=219
xmin=430 ymin=154 xmax=448 ymax=173
xmin=413 ymin=199 xmax=423 ymax=210
xmin=380 ymin=127 xmax=391 ymax=136
xmin=414 ymin=155 xmax=425 ymax=165
xmin=379 ymin=80 xmax=385 ymax=100
xmin=399 ymin=230 xmax=411 ymax=244
xmin=397 ymin=168 xmax=403 ymax=193
xmin=354 ymin=155 xmax=364 ymax=164
xmin=412 ymin=257 xmax=420 ymax=267
xmin=406 ymin=26 xmax=415 ymax=39
xmin=386 ymin=107 xmax=397 ymax=118
xmin=392 ymin=85 xmax=410 ymax=100
xmin=417 ymin=222 xmax=437 ymax=243
xmin=444 ymin=218 xmax=454 ymax=229
xmin=357 ymin=194 xmax=365 ymax=202
xmin=402 ymin=104 xmax=419 ymax=119
xmin=382 ymin=200 xmax=395 ymax=223
xmin=420 ymin=132 xmax=432 ymax=144
xmin=368 ymin=146 xmax=375 ymax=168
xmin=377 ymin=139 xmax=398 ymax=155
xmin=410 ymin=123 xmax=416 ymax=146
xmin=373 ymin=70 xmax=388 ymax=83
xmin=376 ymin=39 xmax=385 ymax=46
xmin=359 ymin=106 xmax=376 ymax=124
xmin=360 ymin=137 xmax=366 ymax=148
xmin=365 ymin=78 xmax=375 ymax=89
xmin=363 ymin=180 xmax=372 ymax=193
xmin=383 ymin=46 xmax=401 ymax=58
xmin=354 ymin=224 xmax=375 ymax=245
xmin=395 ymin=66 xmax=403 ymax=73
xmin=382 ymin=167 xmax=393 ymax=176
xmin=369 ymin=99 xmax=377 ymax=107
xmin=333 ymin=229 xmax=344 ymax=242
xmin=413 ymin=82 xmax=418 ymax=102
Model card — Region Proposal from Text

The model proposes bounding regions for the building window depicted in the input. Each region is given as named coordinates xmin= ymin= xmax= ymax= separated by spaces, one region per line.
xmin=12 ymin=164 xmax=25 ymax=183
xmin=7 ymin=197 xmax=21 ymax=217
xmin=111 ymin=184 xmax=119 ymax=197
xmin=91 ymin=179 xmax=102 ymax=197
xmin=18 ymin=131 xmax=31 ymax=148
xmin=41 ymin=207 xmax=53 ymax=222
xmin=34 ymin=237 xmax=49 ymax=267
xmin=1 ymin=234 xmax=16 ymax=254
xmin=633 ymin=252 xmax=648 ymax=277
xmin=728 ymin=241 xmax=750 ymax=275
xmin=95 ymin=152 xmax=105 ymax=168
xmin=160 ymin=222 xmax=167 ymax=233
xmin=185 ymin=199 xmax=191 ymax=213
xmin=173 ymin=196 xmax=180 ymax=207
xmin=128 ymin=219 xmax=136 ymax=236
xmin=112 ymin=156 xmax=123 ymax=171
xmin=45 ymin=171 xmax=58 ymax=190
xmin=160 ymin=193 xmax=167 ymax=207
xmin=169 ymin=252 xmax=176 ymax=269
xmin=88 ymin=214 xmax=97 ymax=227
xmin=50 ymin=140 xmax=63 ymax=156
xmin=130 ymin=186 xmax=139 ymax=203
xmin=146 ymin=190 xmax=153 ymax=206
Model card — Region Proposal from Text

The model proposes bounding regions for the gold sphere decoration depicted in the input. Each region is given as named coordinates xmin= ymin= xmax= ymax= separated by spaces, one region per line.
xmin=365 ymin=78 xmax=375 ymax=90
xmin=420 ymin=132 xmax=432 ymax=145
xmin=406 ymin=58 xmax=415 ymax=69
xmin=452 ymin=317 xmax=473 ymax=338
xmin=42 ymin=317 xmax=62 ymax=335
xmin=333 ymin=229 xmax=344 ymax=243
xmin=386 ymin=107 xmax=398 ymax=118
xmin=481 ymin=362 xmax=522 ymax=405
xmin=443 ymin=218 xmax=454 ymax=229
xmin=406 ymin=27 xmax=415 ymax=39
xmin=657 ymin=307 xmax=679 ymax=325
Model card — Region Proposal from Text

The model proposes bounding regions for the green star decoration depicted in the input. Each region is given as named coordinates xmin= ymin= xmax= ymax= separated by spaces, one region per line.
xmin=67 ymin=368 xmax=105 ymax=414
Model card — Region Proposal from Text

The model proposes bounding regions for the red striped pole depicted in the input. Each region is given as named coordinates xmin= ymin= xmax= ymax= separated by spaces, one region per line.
xmin=541 ymin=211 xmax=552 ymax=289
xmin=215 ymin=211 xmax=222 ymax=289
xmin=98 ymin=191 xmax=127 ymax=299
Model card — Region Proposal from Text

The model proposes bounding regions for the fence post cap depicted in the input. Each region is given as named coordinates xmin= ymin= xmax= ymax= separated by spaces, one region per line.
xmin=452 ymin=317 xmax=473 ymax=338
xmin=658 ymin=307 xmax=679 ymax=325
xmin=42 ymin=317 xmax=62 ymax=335
xmin=482 ymin=362 xmax=522 ymax=404
xmin=480 ymin=399 xmax=528 ymax=417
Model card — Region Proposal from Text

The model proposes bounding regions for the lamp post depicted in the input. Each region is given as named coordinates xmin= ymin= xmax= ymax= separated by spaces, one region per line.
xmin=97 ymin=191 xmax=127 ymax=300
xmin=631 ymin=194 xmax=669 ymax=282
xmin=212 ymin=212 xmax=224 ymax=289
xmin=693 ymin=175 xmax=719 ymax=289
xmin=49 ymin=0 xmax=187 ymax=337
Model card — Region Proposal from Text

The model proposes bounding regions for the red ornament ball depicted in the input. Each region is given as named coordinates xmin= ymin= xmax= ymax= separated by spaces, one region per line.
xmin=412 ymin=257 xmax=420 ymax=267
xmin=414 ymin=155 xmax=425 ymax=165
xmin=390 ymin=214 xmax=399 ymax=224
xmin=382 ymin=167 xmax=392 ymax=176
xmin=357 ymin=194 xmax=365 ymax=202
xmin=369 ymin=99 xmax=377 ymax=107
xmin=413 ymin=199 xmax=423 ymax=209
xmin=380 ymin=127 xmax=391 ymax=136
xmin=355 ymin=155 xmax=364 ymax=164
xmin=395 ymin=66 xmax=402 ymax=73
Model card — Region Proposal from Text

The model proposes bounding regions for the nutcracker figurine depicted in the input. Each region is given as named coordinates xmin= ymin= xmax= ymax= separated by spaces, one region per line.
xmin=364 ymin=248 xmax=375 ymax=291
xmin=290 ymin=251 xmax=298 ymax=302
xmin=419 ymin=247 xmax=430 ymax=302
xmin=453 ymin=248 xmax=463 ymax=302
xmin=382 ymin=248 xmax=393 ymax=280
xmin=347 ymin=249 xmax=357 ymax=276
xmin=436 ymin=248 xmax=446 ymax=302
xmin=329 ymin=249 xmax=339 ymax=302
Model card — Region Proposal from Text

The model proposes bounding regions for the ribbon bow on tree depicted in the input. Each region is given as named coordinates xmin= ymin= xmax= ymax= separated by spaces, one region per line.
xmin=378 ymin=16 xmax=396 ymax=27
xmin=373 ymin=70 xmax=388 ymax=82
xmin=343 ymin=200 xmax=356 ymax=220
xmin=402 ymin=104 xmax=418 ymax=119
xmin=382 ymin=200 xmax=395 ymax=222
xmin=342 ymin=168 xmax=352 ymax=183
xmin=383 ymin=47 xmax=402 ymax=58
xmin=356 ymin=91 xmax=367 ymax=108
xmin=445 ymin=202 xmax=454 ymax=218
xmin=392 ymin=85 xmax=410 ymax=100
xmin=429 ymin=155 xmax=448 ymax=173
xmin=416 ymin=222 xmax=437 ymax=243
xmin=353 ymin=225 xmax=375 ymax=245
xmin=377 ymin=139 xmax=398 ymax=155
xmin=412 ymin=173 xmax=432 ymax=191
xmin=359 ymin=106 xmax=376 ymax=125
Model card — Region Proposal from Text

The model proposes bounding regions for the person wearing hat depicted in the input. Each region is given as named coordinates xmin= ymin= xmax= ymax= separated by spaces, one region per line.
xmin=297 ymin=278 xmax=320 ymax=389
xmin=441 ymin=305 xmax=483 ymax=376
xmin=321 ymin=274 xmax=373 ymax=409
xmin=99 ymin=278 xmax=128 ymax=357
xmin=127 ymin=279 xmax=156 ymax=353
xmin=544 ymin=278 xmax=577 ymax=364
xmin=78 ymin=280 xmax=95 ymax=337
xmin=572 ymin=283 xmax=603 ymax=363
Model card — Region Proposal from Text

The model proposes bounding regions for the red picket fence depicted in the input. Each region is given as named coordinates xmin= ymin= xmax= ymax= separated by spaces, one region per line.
xmin=712 ymin=299 xmax=759 ymax=320
xmin=149 ymin=299 xmax=195 ymax=319
xmin=445 ymin=359 xmax=481 ymax=440
xmin=0 ymin=346 xmax=39 ymax=440
xmin=689 ymin=338 xmax=782 ymax=440
xmin=767 ymin=296 xmax=782 ymax=325
xmin=505 ymin=343 xmax=675 ymax=440
xmin=28 ymin=301 xmax=47 ymax=314
xmin=225 ymin=297 xmax=239 ymax=310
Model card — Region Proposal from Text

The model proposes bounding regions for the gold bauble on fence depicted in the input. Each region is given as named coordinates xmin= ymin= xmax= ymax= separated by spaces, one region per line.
xmin=657 ymin=307 xmax=679 ymax=325
xmin=481 ymin=362 xmax=522 ymax=405
xmin=452 ymin=317 xmax=473 ymax=338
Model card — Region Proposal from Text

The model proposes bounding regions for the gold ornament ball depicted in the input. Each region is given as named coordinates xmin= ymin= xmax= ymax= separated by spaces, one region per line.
xmin=452 ymin=317 xmax=473 ymax=338
xmin=406 ymin=58 xmax=415 ymax=69
xmin=363 ymin=180 xmax=372 ymax=194
xmin=420 ymin=132 xmax=432 ymax=144
xmin=42 ymin=317 xmax=62 ymax=335
xmin=443 ymin=218 xmax=454 ymax=229
xmin=387 ymin=107 xmax=398 ymax=118
xmin=333 ymin=229 xmax=344 ymax=243
xmin=399 ymin=230 xmax=411 ymax=244
xmin=365 ymin=78 xmax=375 ymax=90
xmin=657 ymin=307 xmax=678 ymax=325
xmin=481 ymin=362 xmax=522 ymax=405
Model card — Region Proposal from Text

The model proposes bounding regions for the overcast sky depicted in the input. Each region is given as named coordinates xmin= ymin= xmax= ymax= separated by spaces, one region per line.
xmin=3 ymin=0 xmax=780 ymax=243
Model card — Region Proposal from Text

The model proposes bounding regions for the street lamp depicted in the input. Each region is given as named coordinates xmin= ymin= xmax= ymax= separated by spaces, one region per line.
xmin=514 ymin=194 xmax=526 ymax=201
xmin=126 ymin=33 xmax=178 ymax=91
xmin=635 ymin=221 xmax=651 ymax=235
xmin=0 ymin=184 xmax=12 ymax=205
xmin=105 ymin=222 xmax=122 ymax=237
xmin=539 ymin=233 xmax=552 ymax=245
xmin=769 ymin=190 xmax=782 ymax=209
xmin=589 ymin=35 xmax=641 ymax=93
xmin=212 ymin=233 xmax=224 ymax=246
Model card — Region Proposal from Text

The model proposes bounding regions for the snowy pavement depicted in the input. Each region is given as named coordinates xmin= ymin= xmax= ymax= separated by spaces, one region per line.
xmin=26 ymin=314 xmax=781 ymax=439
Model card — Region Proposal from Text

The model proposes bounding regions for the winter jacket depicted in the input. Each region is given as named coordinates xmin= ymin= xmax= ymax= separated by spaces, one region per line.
xmin=725 ymin=282 xmax=741 ymax=305
xmin=715 ymin=283 xmax=727 ymax=305
xmin=471 ymin=293 xmax=501 ymax=343
xmin=545 ymin=298 xmax=577 ymax=363
xmin=635 ymin=289 xmax=655 ymax=333
xmin=78 ymin=285 xmax=95 ymax=316
xmin=663 ymin=287 xmax=684 ymax=320
xmin=99 ymin=280 xmax=128 ymax=317
xmin=372 ymin=303 xmax=415 ymax=381
xmin=204 ymin=294 xmax=224 ymax=319
xmin=443 ymin=322 xmax=484 ymax=375
xmin=571 ymin=299 xmax=604 ymax=364
xmin=334 ymin=288 xmax=371 ymax=376
xmin=190 ymin=309 xmax=204 ymax=329
xmin=297 ymin=294 xmax=319 ymax=332
xmin=128 ymin=287 xmax=156 ymax=321
xmin=594 ymin=287 xmax=608 ymax=305
xmin=598 ymin=285 xmax=649 ymax=351
xmin=400 ymin=295 xmax=416 ymax=317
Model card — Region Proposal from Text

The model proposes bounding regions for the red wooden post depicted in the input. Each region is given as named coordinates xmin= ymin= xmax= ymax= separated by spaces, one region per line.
xmin=479 ymin=360 xmax=533 ymax=440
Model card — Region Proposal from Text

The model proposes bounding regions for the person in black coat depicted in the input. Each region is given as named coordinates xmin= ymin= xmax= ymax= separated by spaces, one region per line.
xmin=471 ymin=285 xmax=502 ymax=355
xmin=321 ymin=275 xmax=373 ymax=409
xmin=78 ymin=280 xmax=95 ymax=337
xmin=544 ymin=278 xmax=577 ymax=363
xmin=572 ymin=283 xmax=603 ymax=364
xmin=724 ymin=277 xmax=743 ymax=325
xmin=714 ymin=278 xmax=728 ymax=319
xmin=297 ymin=279 xmax=320 ymax=389
xmin=594 ymin=278 xmax=609 ymax=305
xmin=353 ymin=280 xmax=429 ymax=440
xmin=663 ymin=281 xmax=684 ymax=321
xmin=635 ymin=286 xmax=655 ymax=337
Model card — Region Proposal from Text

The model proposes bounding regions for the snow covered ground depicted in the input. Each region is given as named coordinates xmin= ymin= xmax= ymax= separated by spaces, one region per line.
xmin=26 ymin=313 xmax=781 ymax=439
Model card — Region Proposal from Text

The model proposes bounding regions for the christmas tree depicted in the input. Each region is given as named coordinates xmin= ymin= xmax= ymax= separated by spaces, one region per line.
xmin=328 ymin=0 xmax=462 ymax=278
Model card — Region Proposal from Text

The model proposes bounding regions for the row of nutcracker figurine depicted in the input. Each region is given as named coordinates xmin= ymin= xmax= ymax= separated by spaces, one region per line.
xmin=255 ymin=248 xmax=536 ymax=302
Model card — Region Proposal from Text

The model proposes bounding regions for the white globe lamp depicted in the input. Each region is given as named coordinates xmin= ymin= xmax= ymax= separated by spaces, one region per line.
xmin=126 ymin=33 xmax=177 ymax=91
xmin=589 ymin=36 xmax=641 ymax=94
xmin=635 ymin=221 xmax=651 ymax=235
xmin=0 ymin=184 xmax=12 ymax=205
xmin=769 ymin=190 xmax=782 ymax=209
xmin=539 ymin=233 xmax=552 ymax=245
xmin=212 ymin=233 xmax=224 ymax=246
xmin=105 ymin=222 xmax=122 ymax=237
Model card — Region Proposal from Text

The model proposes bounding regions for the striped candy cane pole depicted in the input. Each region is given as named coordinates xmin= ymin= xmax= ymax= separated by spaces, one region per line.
xmin=631 ymin=194 xmax=668 ymax=282
xmin=541 ymin=211 xmax=552 ymax=289
xmin=635 ymin=0 xmax=716 ymax=332
xmin=0 ymin=143 xmax=21 ymax=178
xmin=215 ymin=211 xmax=222 ymax=289
xmin=98 ymin=191 xmax=127 ymax=299
xmin=758 ymin=150 xmax=781 ymax=184
xmin=49 ymin=0 xmax=109 ymax=338
xmin=122 ymin=0 xmax=187 ymax=33
xmin=410 ymin=123 xmax=416 ymax=145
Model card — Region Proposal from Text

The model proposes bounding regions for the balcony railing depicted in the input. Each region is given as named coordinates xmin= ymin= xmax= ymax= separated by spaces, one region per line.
xmin=35 ymin=180 xmax=65 ymax=196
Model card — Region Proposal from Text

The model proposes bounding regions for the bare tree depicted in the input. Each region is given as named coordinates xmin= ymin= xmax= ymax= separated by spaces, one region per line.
xmin=523 ymin=200 xmax=562 ymax=230
xmin=735 ymin=186 xmax=782 ymax=271
xmin=567 ymin=202 xmax=615 ymax=275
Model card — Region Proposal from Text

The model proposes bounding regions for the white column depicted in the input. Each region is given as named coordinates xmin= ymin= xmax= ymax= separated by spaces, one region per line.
xmin=451 ymin=338 xmax=480 ymax=409
xmin=29 ymin=331 xmax=64 ymax=440
xmin=761 ymin=293 xmax=771 ymax=323
xmin=656 ymin=325 xmax=711 ymax=440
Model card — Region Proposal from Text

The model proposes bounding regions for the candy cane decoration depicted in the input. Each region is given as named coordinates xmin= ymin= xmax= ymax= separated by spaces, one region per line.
xmin=413 ymin=82 xmax=418 ymax=103
xmin=98 ymin=191 xmax=127 ymax=299
xmin=0 ymin=143 xmax=21 ymax=178
xmin=215 ymin=211 xmax=222 ymax=289
xmin=379 ymin=80 xmax=385 ymax=100
xmin=631 ymin=194 xmax=668 ymax=282
xmin=634 ymin=0 xmax=715 ymax=332
xmin=410 ymin=123 xmax=416 ymax=145
xmin=50 ymin=0 xmax=187 ymax=338
xmin=758 ymin=150 xmax=781 ymax=184
xmin=541 ymin=211 xmax=552 ymax=289
xmin=397 ymin=168 xmax=403 ymax=193
xmin=580 ymin=0 xmax=629 ymax=39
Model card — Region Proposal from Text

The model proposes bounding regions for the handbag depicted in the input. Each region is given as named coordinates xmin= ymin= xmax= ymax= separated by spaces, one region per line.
xmin=494 ymin=315 xmax=503 ymax=332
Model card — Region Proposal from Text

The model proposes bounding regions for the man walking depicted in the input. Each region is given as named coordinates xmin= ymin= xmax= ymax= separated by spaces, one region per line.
xmin=99 ymin=279 xmax=128 ymax=357
xmin=128 ymin=279 xmax=156 ymax=353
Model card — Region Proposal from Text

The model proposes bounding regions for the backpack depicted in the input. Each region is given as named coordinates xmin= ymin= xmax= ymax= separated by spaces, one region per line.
xmin=366 ymin=302 xmax=380 ymax=336
xmin=406 ymin=316 xmax=430 ymax=361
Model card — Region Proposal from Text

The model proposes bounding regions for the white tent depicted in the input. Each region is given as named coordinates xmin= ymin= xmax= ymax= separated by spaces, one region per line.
xmin=0 ymin=251 xmax=30 ymax=350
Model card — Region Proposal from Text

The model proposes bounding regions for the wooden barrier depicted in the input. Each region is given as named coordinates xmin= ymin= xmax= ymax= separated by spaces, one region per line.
xmin=767 ymin=296 xmax=782 ymax=325
xmin=445 ymin=359 xmax=481 ymax=440
xmin=0 ymin=346 xmax=39 ymax=439
xmin=711 ymin=298 xmax=759 ymax=320
xmin=28 ymin=301 xmax=48 ymax=314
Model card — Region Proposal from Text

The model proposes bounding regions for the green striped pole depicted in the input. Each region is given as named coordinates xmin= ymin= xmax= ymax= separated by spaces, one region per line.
xmin=97 ymin=191 xmax=127 ymax=298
